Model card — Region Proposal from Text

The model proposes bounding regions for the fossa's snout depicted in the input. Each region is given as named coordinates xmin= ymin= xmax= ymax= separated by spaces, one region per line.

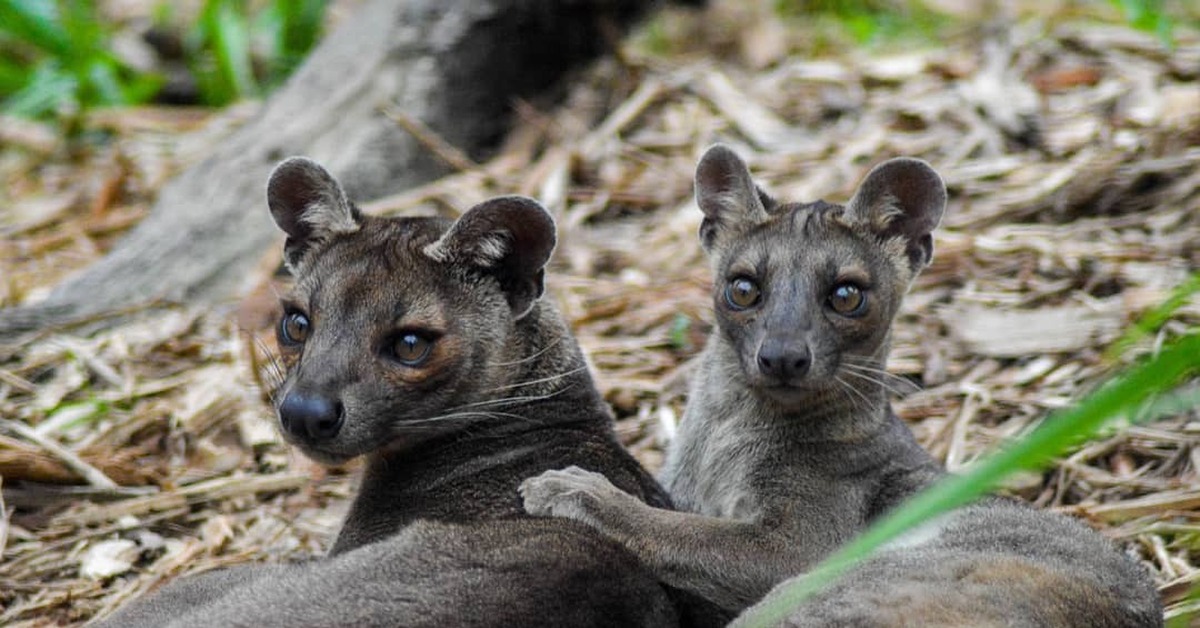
xmin=756 ymin=337 xmax=811 ymax=382
xmin=278 ymin=391 xmax=345 ymax=442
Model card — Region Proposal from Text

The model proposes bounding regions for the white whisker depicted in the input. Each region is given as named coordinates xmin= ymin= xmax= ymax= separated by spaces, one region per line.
xmin=840 ymin=360 xmax=920 ymax=395
xmin=834 ymin=374 xmax=874 ymax=414
xmin=483 ymin=365 xmax=590 ymax=394
xmin=398 ymin=410 xmax=549 ymax=428
xmin=455 ymin=386 xmax=572 ymax=410
xmin=839 ymin=367 xmax=913 ymax=401
xmin=490 ymin=337 xmax=567 ymax=367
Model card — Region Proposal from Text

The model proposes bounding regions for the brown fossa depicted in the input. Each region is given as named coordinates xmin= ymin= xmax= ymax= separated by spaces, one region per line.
xmin=96 ymin=158 xmax=712 ymax=627
xmin=522 ymin=145 xmax=1162 ymax=627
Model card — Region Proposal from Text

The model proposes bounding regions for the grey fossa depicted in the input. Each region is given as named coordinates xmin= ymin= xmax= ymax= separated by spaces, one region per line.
xmin=95 ymin=158 xmax=695 ymax=627
xmin=522 ymin=145 xmax=1162 ymax=627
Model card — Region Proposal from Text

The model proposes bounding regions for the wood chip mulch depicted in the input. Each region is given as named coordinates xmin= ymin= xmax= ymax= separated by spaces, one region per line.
xmin=0 ymin=8 xmax=1197 ymax=626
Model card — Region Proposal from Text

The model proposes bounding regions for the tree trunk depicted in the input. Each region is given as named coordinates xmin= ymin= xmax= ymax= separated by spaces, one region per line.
xmin=0 ymin=0 xmax=682 ymax=338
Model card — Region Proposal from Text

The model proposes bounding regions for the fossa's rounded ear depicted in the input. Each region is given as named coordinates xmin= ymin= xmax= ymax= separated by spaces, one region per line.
xmin=694 ymin=144 xmax=770 ymax=251
xmin=267 ymin=157 xmax=363 ymax=270
xmin=844 ymin=157 xmax=946 ymax=269
xmin=424 ymin=196 xmax=556 ymax=320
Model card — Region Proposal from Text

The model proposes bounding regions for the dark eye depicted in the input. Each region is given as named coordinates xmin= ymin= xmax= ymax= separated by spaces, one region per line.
xmin=391 ymin=332 xmax=433 ymax=366
xmin=279 ymin=311 xmax=310 ymax=345
xmin=725 ymin=277 xmax=761 ymax=310
xmin=828 ymin=283 xmax=867 ymax=317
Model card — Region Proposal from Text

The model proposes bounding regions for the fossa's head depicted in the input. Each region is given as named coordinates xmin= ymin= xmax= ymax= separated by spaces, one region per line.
xmin=265 ymin=158 xmax=556 ymax=464
xmin=694 ymin=145 xmax=945 ymax=407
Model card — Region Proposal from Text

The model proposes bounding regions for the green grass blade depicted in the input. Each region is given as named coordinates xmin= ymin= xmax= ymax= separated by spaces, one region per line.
xmin=1111 ymin=0 xmax=1174 ymax=45
xmin=0 ymin=0 xmax=69 ymax=55
xmin=272 ymin=0 xmax=326 ymax=74
xmin=0 ymin=0 xmax=160 ymax=117
xmin=735 ymin=332 xmax=1200 ymax=628
xmin=0 ymin=56 xmax=34 ymax=94
xmin=83 ymin=58 xmax=126 ymax=106
xmin=1106 ymin=271 xmax=1200 ymax=362
xmin=2 ymin=60 xmax=76 ymax=117
xmin=208 ymin=0 xmax=257 ymax=100
xmin=118 ymin=70 xmax=164 ymax=104
xmin=1165 ymin=582 xmax=1200 ymax=627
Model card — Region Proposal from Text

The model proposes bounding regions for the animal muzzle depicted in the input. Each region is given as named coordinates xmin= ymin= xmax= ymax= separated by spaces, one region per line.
xmin=756 ymin=336 xmax=812 ymax=383
xmin=278 ymin=391 xmax=345 ymax=442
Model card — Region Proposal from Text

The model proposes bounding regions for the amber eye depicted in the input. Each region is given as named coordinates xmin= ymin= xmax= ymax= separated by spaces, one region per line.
xmin=828 ymin=283 xmax=867 ymax=317
xmin=725 ymin=277 xmax=761 ymax=310
xmin=391 ymin=332 xmax=433 ymax=366
xmin=279 ymin=311 xmax=310 ymax=345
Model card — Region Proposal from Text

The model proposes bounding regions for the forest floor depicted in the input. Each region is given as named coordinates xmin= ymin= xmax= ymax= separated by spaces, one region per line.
xmin=1 ymin=3 xmax=1198 ymax=625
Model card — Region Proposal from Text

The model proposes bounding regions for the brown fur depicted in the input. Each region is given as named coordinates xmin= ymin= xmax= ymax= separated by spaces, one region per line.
xmin=95 ymin=157 xmax=705 ymax=627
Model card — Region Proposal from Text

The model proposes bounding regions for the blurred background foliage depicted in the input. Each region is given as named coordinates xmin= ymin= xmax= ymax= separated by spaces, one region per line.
xmin=0 ymin=0 xmax=328 ymax=122
xmin=1 ymin=0 xmax=1196 ymax=126
xmin=636 ymin=0 xmax=1198 ymax=58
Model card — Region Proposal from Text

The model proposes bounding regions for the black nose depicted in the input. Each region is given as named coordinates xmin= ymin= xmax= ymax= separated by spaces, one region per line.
xmin=757 ymin=340 xmax=811 ymax=381
xmin=278 ymin=393 xmax=344 ymax=441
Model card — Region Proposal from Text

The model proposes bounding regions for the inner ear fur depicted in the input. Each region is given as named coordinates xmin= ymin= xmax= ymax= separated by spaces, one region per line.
xmin=267 ymin=157 xmax=362 ymax=269
xmin=694 ymin=144 xmax=769 ymax=250
xmin=424 ymin=196 xmax=556 ymax=319
xmin=844 ymin=157 xmax=946 ymax=269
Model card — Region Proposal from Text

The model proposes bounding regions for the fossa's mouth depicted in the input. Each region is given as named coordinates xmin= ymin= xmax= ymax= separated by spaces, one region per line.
xmin=748 ymin=375 xmax=844 ymax=409
xmin=753 ymin=381 xmax=818 ymax=403
xmin=283 ymin=416 xmax=455 ymax=465
xmin=291 ymin=443 xmax=358 ymax=466
xmin=278 ymin=431 xmax=362 ymax=466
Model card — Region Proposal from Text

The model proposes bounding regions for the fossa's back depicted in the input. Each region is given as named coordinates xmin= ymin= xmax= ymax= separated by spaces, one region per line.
xmin=750 ymin=497 xmax=1157 ymax=627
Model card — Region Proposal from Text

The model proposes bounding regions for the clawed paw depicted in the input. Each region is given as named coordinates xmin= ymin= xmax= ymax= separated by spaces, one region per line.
xmin=519 ymin=465 xmax=620 ymax=523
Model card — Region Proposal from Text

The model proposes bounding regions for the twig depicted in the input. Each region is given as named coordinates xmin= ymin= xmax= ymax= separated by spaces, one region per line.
xmin=0 ymin=418 xmax=118 ymax=489
xmin=581 ymin=78 xmax=667 ymax=153
xmin=0 ymin=368 xmax=36 ymax=394
xmin=1072 ymin=489 xmax=1200 ymax=523
xmin=0 ymin=476 xmax=8 ymax=556
xmin=60 ymin=472 xmax=310 ymax=526
xmin=380 ymin=104 xmax=480 ymax=173
xmin=943 ymin=392 xmax=980 ymax=472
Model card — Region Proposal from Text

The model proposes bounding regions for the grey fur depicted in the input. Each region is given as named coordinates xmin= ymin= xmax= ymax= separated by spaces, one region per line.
xmin=94 ymin=158 xmax=689 ymax=627
xmin=522 ymin=145 xmax=1162 ymax=626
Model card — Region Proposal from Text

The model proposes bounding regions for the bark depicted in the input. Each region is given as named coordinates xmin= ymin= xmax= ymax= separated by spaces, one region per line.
xmin=0 ymin=0 xmax=685 ymax=338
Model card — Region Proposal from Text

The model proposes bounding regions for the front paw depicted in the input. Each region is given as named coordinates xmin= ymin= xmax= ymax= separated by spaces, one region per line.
xmin=519 ymin=465 xmax=622 ymax=524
